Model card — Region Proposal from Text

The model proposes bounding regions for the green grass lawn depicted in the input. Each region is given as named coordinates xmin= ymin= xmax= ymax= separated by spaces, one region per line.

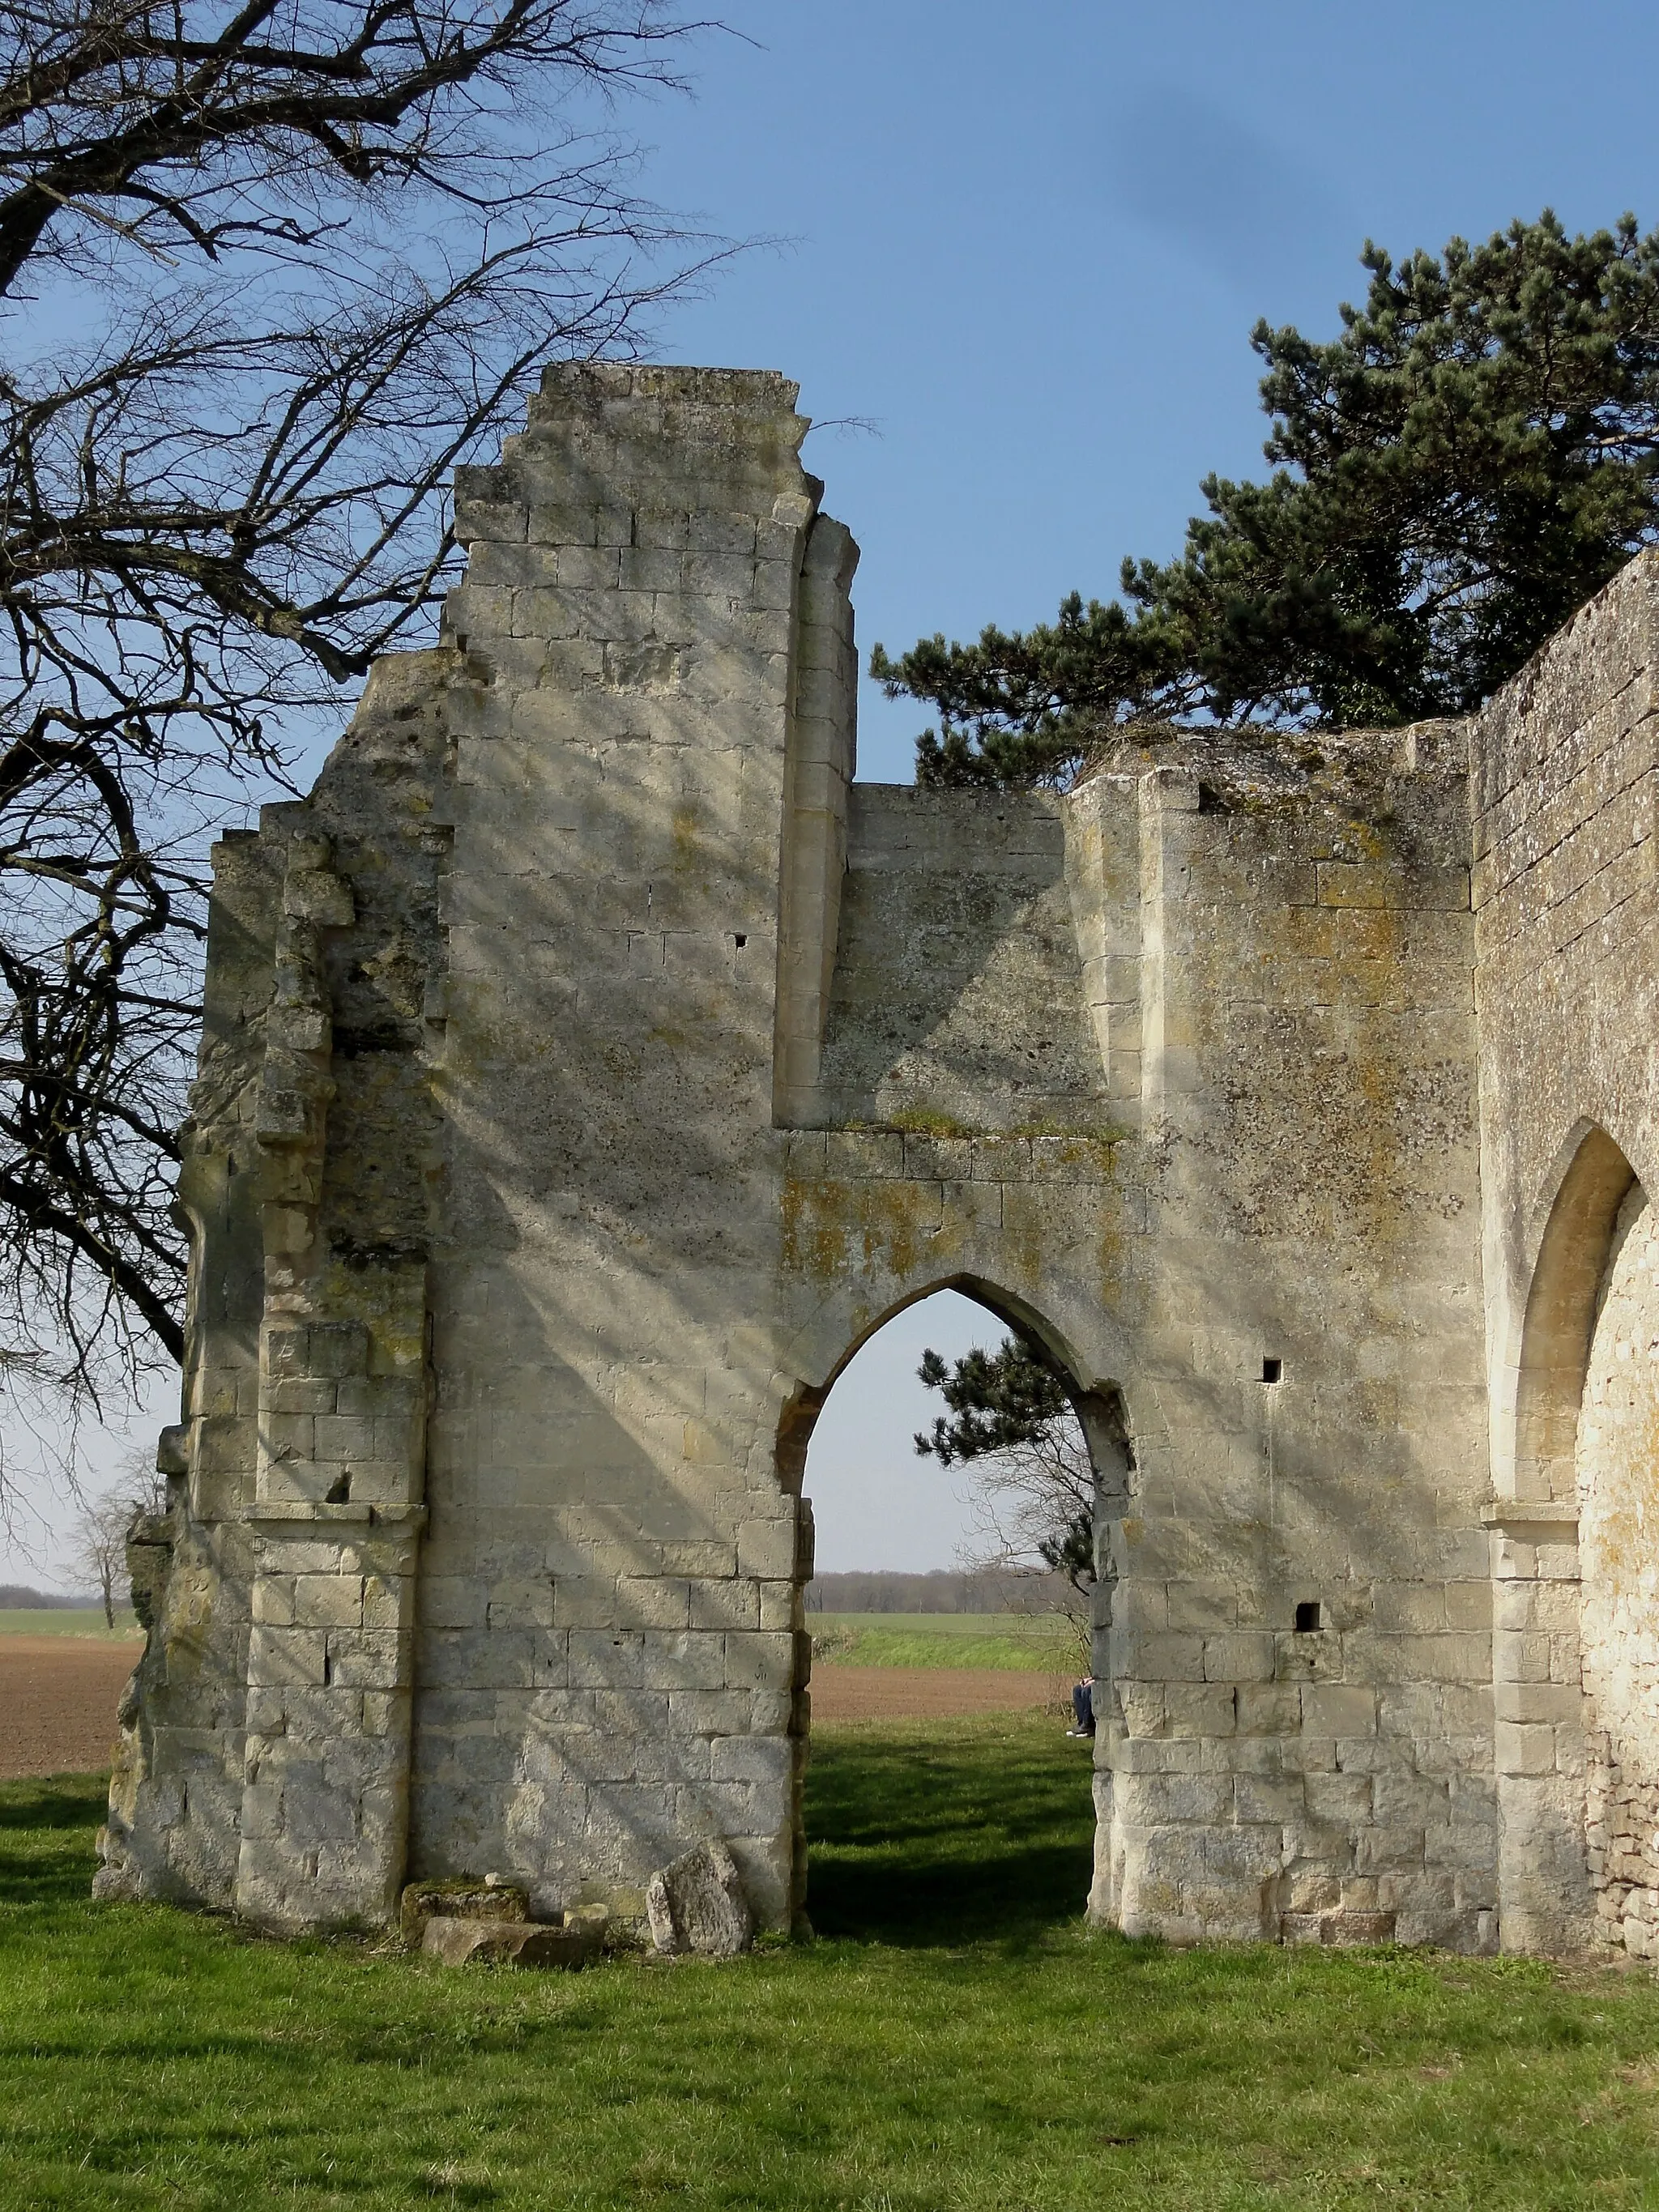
xmin=3 ymin=1717 xmax=1659 ymax=2207
xmin=809 ymin=1609 xmax=1079 ymax=1671
xmin=0 ymin=1606 xmax=141 ymax=1638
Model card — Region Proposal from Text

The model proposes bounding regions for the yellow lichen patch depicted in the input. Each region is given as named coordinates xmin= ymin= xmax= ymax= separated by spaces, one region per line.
xmin=780 ymin=1174 xmax=944 ymax=1285
xmin=881 ymin=1103 xmax=977 ymax=1139
xmin=671 ymin=802 xmax=702 ymax=876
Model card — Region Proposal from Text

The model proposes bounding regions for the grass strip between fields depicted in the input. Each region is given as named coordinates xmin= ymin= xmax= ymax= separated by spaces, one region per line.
xmin=2 ymin=1715 xmax=1658 ymax=2208
xmin=0 ymin=1608 xmax=142 ymax=1639
xmin=808 ymin=1609 xmax=1080 ymax=1671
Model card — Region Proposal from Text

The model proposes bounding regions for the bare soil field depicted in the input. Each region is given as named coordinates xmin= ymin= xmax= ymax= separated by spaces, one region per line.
xmin=809 ymin=1664 xmax=1070 ymax=1721
xmin=0 ymin=1644 xmax=1073 ymax=1780
xmin=0 ymin=1636 xmax=138 ymax=1779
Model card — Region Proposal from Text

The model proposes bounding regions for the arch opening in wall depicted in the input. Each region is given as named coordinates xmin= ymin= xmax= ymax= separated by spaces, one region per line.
xmin=1510 ymin=1124 xmax=1659 ymax=1959
xmin=774 ymin=1281 xmax=1128 ymax=1944
xmin=1512 ymin=1126 xmax=1638 ymax=1506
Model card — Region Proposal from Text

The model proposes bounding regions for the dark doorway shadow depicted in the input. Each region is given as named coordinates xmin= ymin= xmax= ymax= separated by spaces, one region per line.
xmin=803 ymin=1715 xmax=1094 ymax=1947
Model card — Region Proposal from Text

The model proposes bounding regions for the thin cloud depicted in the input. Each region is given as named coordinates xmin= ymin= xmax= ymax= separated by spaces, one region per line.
xmin=1104 ymin=83 xmax=1358 ymax=296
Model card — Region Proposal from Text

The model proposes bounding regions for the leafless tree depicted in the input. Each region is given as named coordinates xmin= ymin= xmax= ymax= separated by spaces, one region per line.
xmin=0 ymin=0 xmax=719 ymax=1472
xmin=68 ymin=1466 xmax=151 ymax=1624
xmin=915 ymin=1336 xmax=1097 ymax=1660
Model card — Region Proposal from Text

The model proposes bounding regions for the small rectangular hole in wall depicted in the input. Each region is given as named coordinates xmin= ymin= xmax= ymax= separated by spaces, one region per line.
xmin=734 ymin=934 xmax=747 ymax=948
xmin=1262 ymin=1357 xmax=1283 ymax=1384
xmin=1294 ymin=1600 xmax=1323 ymax=1633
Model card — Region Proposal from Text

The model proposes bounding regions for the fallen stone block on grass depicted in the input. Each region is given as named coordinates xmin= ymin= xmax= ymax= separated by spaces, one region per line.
xmin=646 ymin=1841 xmax=753 ymax=1958
xmin=400 ymin=1877 xmax=530 ymax=1942
xmin=420 ymin=1916 xmax=594 ymax=1968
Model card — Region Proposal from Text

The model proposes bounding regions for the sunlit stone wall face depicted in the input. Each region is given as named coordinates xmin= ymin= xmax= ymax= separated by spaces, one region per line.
xmin=1579 ymin=1184 xmax=1659 ymax=1956
xmin=100 ymin=375 xmax=1659 ymax=1958
xmin=1471 ymin=548 xmax=1659 ymax=1958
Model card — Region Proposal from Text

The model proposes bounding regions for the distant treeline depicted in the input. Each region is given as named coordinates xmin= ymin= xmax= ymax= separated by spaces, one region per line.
xmin=0 ymin=1584 xmax=91 ymax=1609
xmin=805 ymin=1570 xmax=1070 ymax=1615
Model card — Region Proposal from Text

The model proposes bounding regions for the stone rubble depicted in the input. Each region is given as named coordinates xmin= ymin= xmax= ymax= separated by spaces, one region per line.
xmin=646 ymin=1842 xmax=755 ymax=1958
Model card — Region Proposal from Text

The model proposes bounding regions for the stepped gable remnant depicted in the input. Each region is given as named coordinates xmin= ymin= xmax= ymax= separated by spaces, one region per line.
xmin=95 ymin=363 xmax=1659 ymax=1958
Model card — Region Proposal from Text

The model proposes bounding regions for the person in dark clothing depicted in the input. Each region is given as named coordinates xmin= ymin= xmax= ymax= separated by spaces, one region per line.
xmin=1068 ymin=1678 xmax=1094 ymax=1737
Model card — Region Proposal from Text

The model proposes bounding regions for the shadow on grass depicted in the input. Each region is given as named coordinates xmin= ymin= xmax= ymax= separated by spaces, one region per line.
xmin=0 ymin=1773 xmax=108 ymax=1907
xmin=804 ymin=1716 xmax=1094 ymax=1947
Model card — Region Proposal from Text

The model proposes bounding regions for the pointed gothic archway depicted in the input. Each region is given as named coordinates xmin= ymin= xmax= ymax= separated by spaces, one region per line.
xmin=772 ymin=1276 xmax=1133 ymax=1936
xmin=1496 ymin=1124 xmax=1656 ymax=1954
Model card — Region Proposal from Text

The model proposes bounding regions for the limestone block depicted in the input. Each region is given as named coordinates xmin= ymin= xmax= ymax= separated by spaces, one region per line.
xmin=723 ymin=1630 xmax=793 ymax=1692
xmin=1203 ymin=1634 xmax=1275 ymax=1683
xmin=1301 ymin=1686 xmax=1377 ymax=1738
xmin=250 ymin=1579 xmax=296 ymax=1627
xmin=1164 ymin=1684 xmax=1238 ymax=1738
xmin=645 ymin=1840 xmax=753 ymax=1958
xmin=567 ymin=1630 xmax=646 ymax=1689
xmin=641 ymin=1631 xmax=727 ymax=1693
xmin=292 ymin=1575 xmax=363 ymax=1630
xmin=734 ymin=1515 xmax=799 ymax=1581
xmin=327 ymin=1630 xmax=411 ymax=1690
xmin=687 ymin=1578 xmax=759 ymax=1632
xmin=616 ymin=1577 xmax=693 ymax=1630
xmin=1303 ymin=1771 xmax=1373 ymax=1824
xmin=1354 ymin=1826 xmax=1428 ymax=1873
xmin=247 ymin=1626 xmax=328 ymax=1688
xmin=400 ymin=1879 xmax=529 ymax=1939
xmin=668 ymin=1690 xmax=755 ymax=1737
xmin=421 ymin=1916 xmax=592 ymax=1968
xmin=709 ymin=1734 xmax=792 ymax=1789
xmin=1233 ymin=1684 xmax=1303 ymax=1737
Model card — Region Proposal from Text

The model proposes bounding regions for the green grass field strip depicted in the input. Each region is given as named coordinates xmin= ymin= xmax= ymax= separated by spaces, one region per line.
xmin=3 ymin=1718 xmax=1658 ymax=2208
xmin=809 ymin=1609 xmax=1079 ymax=1670
xmin=0 ymin=1608 xmax=141 ymax=1639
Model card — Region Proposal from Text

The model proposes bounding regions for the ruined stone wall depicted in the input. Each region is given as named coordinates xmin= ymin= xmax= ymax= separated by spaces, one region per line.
xmin=109 ymin=363 xmax=1659 ymax=1957
xmin=408 ymin=365 xmax=834 ymax=1929
xmin=1578 ymin=1183 xmax=1659 ymax=1957
xmin=1095 ymin=742 xmax=1491 ymax=1949
xmin=778 ymin=736 xmax=1493 ymax=1950
xmin=100 ymin=650 xmax=454 ymax=1923
xmin=1471 ymin=550 xmax=1659 ymax=1956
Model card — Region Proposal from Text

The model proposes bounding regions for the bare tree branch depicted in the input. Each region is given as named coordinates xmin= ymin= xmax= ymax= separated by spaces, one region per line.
xmin=0 ymin=0 xmax=723 ymax=1472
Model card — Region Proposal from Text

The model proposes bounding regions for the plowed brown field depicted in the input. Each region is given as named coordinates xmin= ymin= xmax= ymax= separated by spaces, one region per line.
xmin=0 ymin=1636 xmax=138 ymax=1779
xmin=809 ymin=1664 xmax=1069 ymax=1721
xmin=0 ymin=1643 xmax=1072 ymax=1780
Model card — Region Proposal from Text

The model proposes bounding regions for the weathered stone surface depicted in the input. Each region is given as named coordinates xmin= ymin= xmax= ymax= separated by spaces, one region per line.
xmin=96 ymin=364 xmax=1659 ymax=1961
xmin=420 ymin=1916 xmax=592 ymax=1967
xmin=646 ymin=1840 xmax=754 ymax=1958
xmin=399 ymin=1879 xmax=529 ymax=1941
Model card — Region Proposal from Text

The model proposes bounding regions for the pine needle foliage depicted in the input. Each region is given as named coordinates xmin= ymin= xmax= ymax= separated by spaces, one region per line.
xmin=874 ymin=211 xmax=1659 ymax=786
xmin=915 ymin=1335 xmax=1094 ymax=1594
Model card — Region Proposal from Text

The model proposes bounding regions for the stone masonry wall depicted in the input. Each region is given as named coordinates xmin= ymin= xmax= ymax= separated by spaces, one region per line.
xmin=1578 ymin=1183 xmax=1659 ymax=1956
xmin=779 ymin=732 xmax=1493 ymax=1950
xmin=104 ymin=366 xmax=1659 ymax=1955
xmin=409 ymin=367 xmax=833 ymax=1929
xmin=100 ymin=650 xmax=453 ymax=1925
xmin=1471 ymin=548 xmax=1659 ymax=1956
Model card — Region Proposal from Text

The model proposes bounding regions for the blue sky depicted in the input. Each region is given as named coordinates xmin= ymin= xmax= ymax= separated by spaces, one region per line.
xmin=12 ymin=0 xmax=1659 ymax=1583
xmin=642 ymin=0 xmax=1659 ymax=784
xmin=635 ymin=0 xmax=1659 ymax=1568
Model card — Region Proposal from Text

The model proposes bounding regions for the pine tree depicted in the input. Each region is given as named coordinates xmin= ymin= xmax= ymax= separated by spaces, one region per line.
xmin=873 ymin=213 xmax=1659 ymax=785
xmin=915 ymin=1336 xmax=1094 ymax=1595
